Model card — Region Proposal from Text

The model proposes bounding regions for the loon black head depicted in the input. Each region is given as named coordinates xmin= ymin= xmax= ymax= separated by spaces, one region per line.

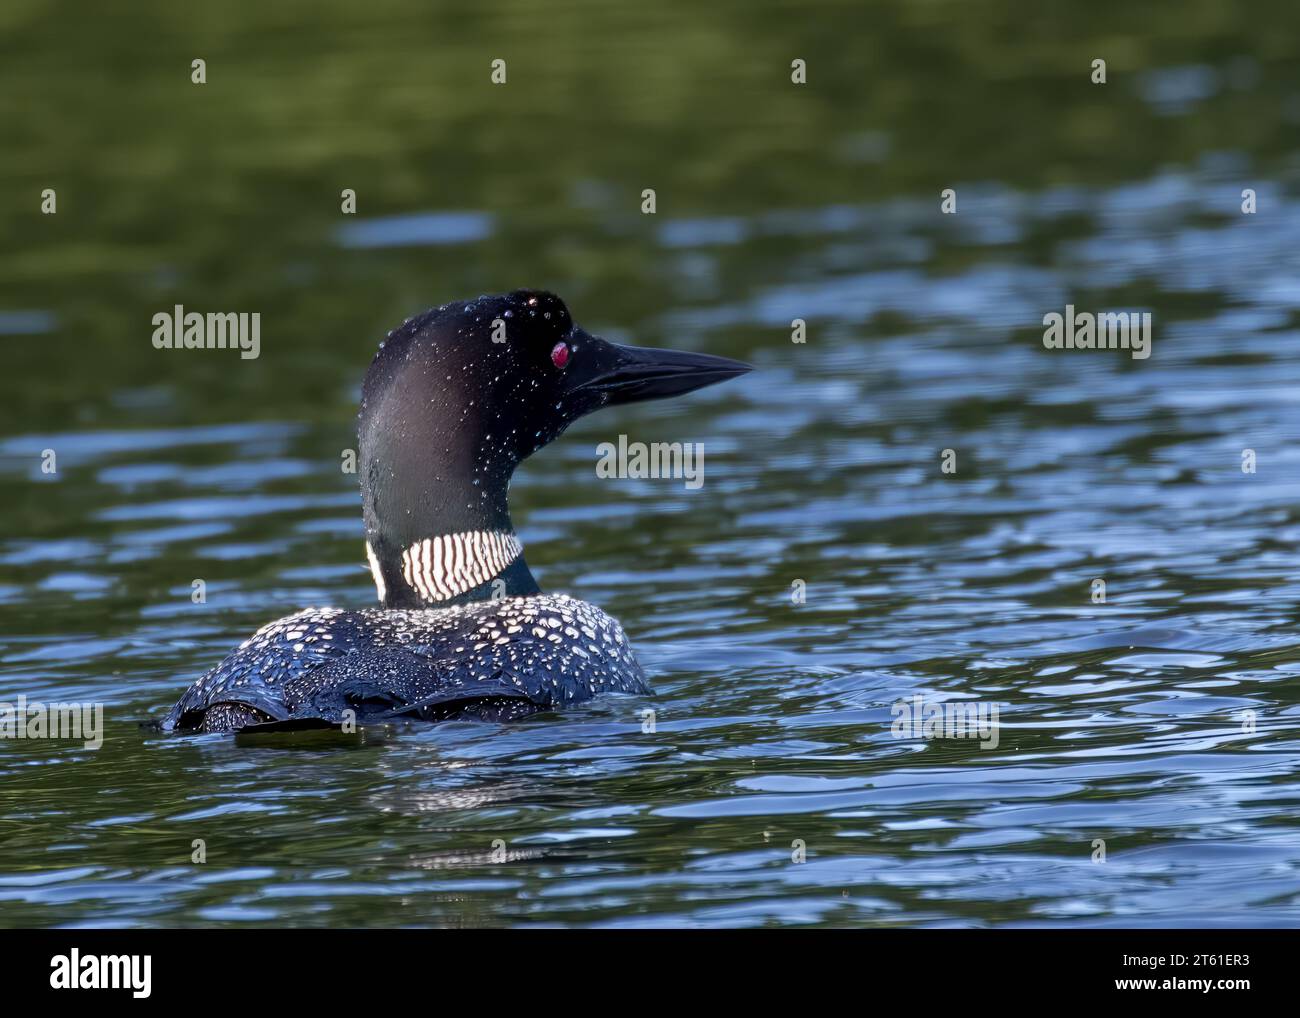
xmin=358 ymin=289 xmax=749 ymax=608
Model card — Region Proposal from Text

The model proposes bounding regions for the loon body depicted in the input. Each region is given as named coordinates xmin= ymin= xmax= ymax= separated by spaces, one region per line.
xmin=164 ymin=290 xmax=747 ymax=733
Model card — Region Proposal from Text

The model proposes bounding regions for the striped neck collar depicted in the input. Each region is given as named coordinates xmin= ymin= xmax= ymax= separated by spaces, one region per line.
xmin=367 ymin=530 xmax=524 ymax=605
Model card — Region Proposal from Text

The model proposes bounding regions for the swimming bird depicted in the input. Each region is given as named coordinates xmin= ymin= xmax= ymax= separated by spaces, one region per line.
xmin=163 ymin=290 xmax=748 ymax=733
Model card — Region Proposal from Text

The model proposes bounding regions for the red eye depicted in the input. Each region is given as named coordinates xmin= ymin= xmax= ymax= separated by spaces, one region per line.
xmin=550 ymin=342 xmax=569 ymax=369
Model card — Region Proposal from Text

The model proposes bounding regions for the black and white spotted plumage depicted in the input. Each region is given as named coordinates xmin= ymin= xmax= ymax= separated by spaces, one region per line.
xmin=162 ymin=290 xmax=746 ymax=734
xmin=164 ymin=595 xmax=648 ymax=733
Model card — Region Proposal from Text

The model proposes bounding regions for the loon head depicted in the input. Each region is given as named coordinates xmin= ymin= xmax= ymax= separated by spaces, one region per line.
xmin=358 ymin=289 xmax=749 ymax=608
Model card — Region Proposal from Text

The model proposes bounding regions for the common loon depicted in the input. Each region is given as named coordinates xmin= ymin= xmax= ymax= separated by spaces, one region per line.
xmin=163 ymin=290 xmax=749 ymax=733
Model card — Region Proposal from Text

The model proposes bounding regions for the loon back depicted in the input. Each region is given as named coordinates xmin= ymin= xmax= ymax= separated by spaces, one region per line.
xmin=165 ymin=595 xmax=646 ymax=733
xmin=163 ymin=290 xmax=747 ymax=733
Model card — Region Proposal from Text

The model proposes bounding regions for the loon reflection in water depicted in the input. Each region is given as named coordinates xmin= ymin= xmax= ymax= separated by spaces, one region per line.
xmin=163 ymin=290 xmax=749 ymax=733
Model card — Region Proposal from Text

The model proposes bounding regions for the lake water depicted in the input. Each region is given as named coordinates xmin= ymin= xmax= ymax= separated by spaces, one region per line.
xmin=1 ymin=0 xmax=1298 ymax=927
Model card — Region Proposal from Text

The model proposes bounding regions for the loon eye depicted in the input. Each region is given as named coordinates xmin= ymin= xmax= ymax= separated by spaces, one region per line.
xmin=550 ymin=342 xmax=570 ymax=369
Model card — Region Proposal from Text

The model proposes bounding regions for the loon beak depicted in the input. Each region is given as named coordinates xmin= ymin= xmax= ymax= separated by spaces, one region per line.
xmin=576 ymin=337 xmax=751 ymax=406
